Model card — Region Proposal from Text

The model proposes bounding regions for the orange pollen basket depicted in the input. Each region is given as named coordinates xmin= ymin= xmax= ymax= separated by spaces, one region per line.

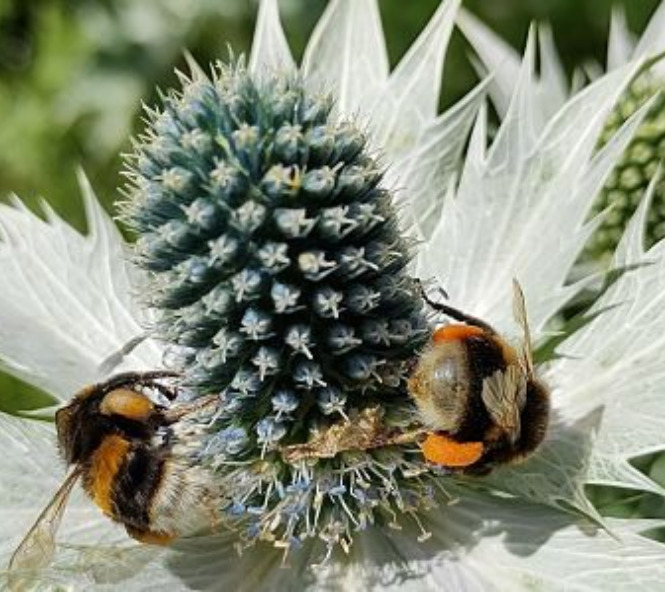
xmin=89 ymin=435 xmax=131 ymax=514
xmin=421 ymin=433 xmax=484 ymax=467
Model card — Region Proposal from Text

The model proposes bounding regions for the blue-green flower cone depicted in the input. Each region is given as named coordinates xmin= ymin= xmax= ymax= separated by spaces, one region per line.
xmin=120 ymin=62 xmax=432 ymax=552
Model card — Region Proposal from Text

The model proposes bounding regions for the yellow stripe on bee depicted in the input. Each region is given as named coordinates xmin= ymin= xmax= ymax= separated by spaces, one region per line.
xmin=432 ymin=324 xmax=485 ymax=344
xmin=125 ymin=525 xmax=176 ymax=546
xmin=99 ymin=389 xmax=155 ymax=421
xmin=89 ymin=434 xmax=131 ymax=515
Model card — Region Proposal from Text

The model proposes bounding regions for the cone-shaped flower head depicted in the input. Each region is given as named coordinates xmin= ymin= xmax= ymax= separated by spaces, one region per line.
xmin=121 ymin=62 xmax=431 ymax=550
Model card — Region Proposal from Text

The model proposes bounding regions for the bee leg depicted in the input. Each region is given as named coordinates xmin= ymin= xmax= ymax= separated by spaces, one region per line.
xmin=385 ymin=428 xmax=428 ymax=447
xmin=98 ymin=333 xmax=151 ymax=376
xmin=125 ymin=371 xmax=181 ymax=401
xmin=416 ymin=279 xmax=497 ymax=334
xmin=130 ymin=370 xmax=181 ymax=388
xmin=150 ymin=382 xmax=179 ymax=401
xmin=161 ymin=394 xmax=220 ymax=424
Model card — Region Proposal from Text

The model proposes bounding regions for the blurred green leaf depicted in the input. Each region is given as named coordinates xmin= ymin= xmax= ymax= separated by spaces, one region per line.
xmin=0 ymin=374 xmax=56 ymax=417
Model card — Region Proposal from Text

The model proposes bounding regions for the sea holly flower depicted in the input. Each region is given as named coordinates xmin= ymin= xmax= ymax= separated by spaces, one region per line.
xmin=3 ymin=1 xmax=665 ymax=590
xmin=458 ymin=3 xmax=665 ymax=263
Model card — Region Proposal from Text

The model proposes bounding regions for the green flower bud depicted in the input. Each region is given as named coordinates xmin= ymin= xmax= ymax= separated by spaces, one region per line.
xmin=588 ymin=75 xmax=665 ymax=260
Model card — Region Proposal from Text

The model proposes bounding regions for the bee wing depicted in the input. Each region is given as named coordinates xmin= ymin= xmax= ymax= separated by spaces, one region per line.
xmin=8 ymin=467 xmax=82 ymax=574
xmin=481 ymin=366 xmax=526 ymax=443
xmin=512 ymin=279 xmax=535 ymax=378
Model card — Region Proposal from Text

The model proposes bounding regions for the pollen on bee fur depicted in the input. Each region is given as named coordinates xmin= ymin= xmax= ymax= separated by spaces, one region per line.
xmin=421 ymin=433 xmax=484 ymax=467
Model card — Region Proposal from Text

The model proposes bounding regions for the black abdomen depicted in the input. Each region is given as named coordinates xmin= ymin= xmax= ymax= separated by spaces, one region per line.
xmin=111 ymin=442 xmax=166 ymax=530
xmin=454 ymin=334 xmax=508 ymax=441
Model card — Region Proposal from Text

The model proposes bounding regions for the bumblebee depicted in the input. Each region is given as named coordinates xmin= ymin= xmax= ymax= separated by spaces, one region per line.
xmin=9 ymin=370 xmax=220 ymax=576
xmin=408 ymin=280 xmax=550 ymax=474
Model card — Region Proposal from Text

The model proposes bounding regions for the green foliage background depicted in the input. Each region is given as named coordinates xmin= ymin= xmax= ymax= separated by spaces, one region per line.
xmin=0 ymin=0 xmax=659 ymax=237
xmin=0 ymin=0 xmax=662 ymax=519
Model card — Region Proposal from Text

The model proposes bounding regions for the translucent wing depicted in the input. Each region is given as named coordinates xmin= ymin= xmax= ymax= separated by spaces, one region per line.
xmin=480 ymin=366 xmax=526 ymax=443
xmin=8 ymin=466 xmax=82 ymax=574
xmin=512 ymin=279 xmax=535 ymax=378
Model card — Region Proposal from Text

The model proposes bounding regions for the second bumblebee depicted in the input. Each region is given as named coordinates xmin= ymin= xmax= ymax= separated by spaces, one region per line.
xmin=408 ymin=281 xmax=550 ymax=474
xmin=9 ymin=370 xmax=220 ymax=580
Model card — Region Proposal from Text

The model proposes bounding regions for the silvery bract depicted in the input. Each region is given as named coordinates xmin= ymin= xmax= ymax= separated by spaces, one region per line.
xmin=2 ymin=1 xmax=665 ymax=590
xmin=458 ymin=3 xmax=665 ymax=261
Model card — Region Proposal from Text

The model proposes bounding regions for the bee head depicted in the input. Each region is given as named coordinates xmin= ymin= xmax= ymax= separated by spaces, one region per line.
xmin=55 ymin=395 xmax=92 ymax=465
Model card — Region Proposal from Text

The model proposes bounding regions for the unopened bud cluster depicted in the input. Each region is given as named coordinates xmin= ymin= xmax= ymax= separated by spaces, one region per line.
xmin=588 ymin=76 xmax=665 ymax=260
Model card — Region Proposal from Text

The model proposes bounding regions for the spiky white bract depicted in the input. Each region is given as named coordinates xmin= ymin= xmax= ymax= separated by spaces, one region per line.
xmin=416 ymin=36 xmax=652 ymax=334
xmin=632 ymin=2 xmax=665 ymax=78
xmin=456 ymin=11 xmax=567 ymax=124
xmin=3 ymin=0 xmax=665 ymax=590
xmin=248 ymin=0 xmax=296 ymax=76
xmin=458 ymin=1 xmax=665 ymax=121
xmin=0 ymin=171 xmax=162 ymax=402
xmin=293 ymin=0 xmax=479 ymax=243
xmin=457 ymin=2 xmax=665 ymax=118
xmin=458 ymin=2 xmax=665 ymax=259
xmin=607 ymin=7 xmax=635 ymax=72
xmin=551 ymin=170 xmax=665 ymax=496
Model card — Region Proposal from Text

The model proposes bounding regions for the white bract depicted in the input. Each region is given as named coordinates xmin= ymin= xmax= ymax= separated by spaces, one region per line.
xmin=457 ymin=3 xmax=665 ymax=120
xmin=2 ymin=0 xmax=665 ymax=589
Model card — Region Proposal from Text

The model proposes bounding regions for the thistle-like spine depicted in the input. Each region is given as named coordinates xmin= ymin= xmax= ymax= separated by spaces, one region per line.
xmin=121 ymin=61 xmax=433 ymax=551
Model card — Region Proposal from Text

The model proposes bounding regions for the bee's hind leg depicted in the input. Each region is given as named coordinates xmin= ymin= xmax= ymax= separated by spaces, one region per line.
xmin=161 ymin=394 xmax=221 ymax=424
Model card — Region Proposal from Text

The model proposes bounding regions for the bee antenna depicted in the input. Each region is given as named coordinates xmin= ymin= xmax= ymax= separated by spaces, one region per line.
xmin=416 ymin=278 xmax=496 ymax=334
